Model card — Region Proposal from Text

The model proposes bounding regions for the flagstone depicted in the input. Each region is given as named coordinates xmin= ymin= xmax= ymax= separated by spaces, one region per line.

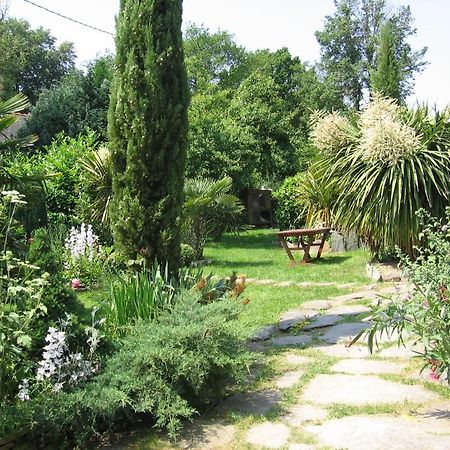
xmin=272 ymin=335 xmax=313 ymax=347
xmin=246 ymin=422 xmax=290 ymax=449
xmin=218 ymin=390 xmax=282 ymax=415
xmin=279 ymin=309 xmax=318 ymax=331
xmin=305 ymin=415 xmax=450 ymax=450
xmin=301 ymin=374 xmax=438 ymax=405
xmin=274 ymin=370 xmax=303 ymax=389
xmin=330 ymin=358 xmax=406 ymax=375
xmin=319 ymin=322 xmax=371 ymax=344
xmin=282 ymin=404 xmax=328 ymax=426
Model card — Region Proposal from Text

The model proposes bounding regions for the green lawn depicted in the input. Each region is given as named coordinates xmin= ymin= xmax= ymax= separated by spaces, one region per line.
xmin=203 ymin=228 xmax=370 ymax=284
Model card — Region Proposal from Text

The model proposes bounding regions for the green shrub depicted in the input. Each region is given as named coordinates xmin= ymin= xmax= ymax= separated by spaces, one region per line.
xmin=180 ymin=243 xmax=196 ymax=266
xmin=272 ymin=173 xmax=306 ymax=230
xmin=0 ymin=294 xmax=253 ymax=446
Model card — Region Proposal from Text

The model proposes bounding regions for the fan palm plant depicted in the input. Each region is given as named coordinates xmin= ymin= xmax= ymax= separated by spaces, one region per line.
xmin=183 ymin=177 xmax=244 ymax=259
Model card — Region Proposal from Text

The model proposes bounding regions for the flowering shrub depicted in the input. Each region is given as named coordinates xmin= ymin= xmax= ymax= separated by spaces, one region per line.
xmin=354 ymin=209 xmax=450 ymax=383
xmin=64 ymin=223 xmax=104 ymax=286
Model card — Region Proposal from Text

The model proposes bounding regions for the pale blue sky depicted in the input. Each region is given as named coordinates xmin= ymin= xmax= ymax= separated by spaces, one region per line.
xmin=8 ymin=0 xmax=450 ymax=108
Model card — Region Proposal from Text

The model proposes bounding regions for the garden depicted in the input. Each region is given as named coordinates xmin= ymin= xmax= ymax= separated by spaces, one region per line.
xmin=1 ymin=0 xmax=450 ymax=449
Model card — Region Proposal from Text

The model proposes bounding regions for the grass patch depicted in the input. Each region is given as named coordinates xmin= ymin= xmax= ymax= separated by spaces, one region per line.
xmin=204 ymin=229 xmax=370 ymax=284
xmin=239 ymin=284 xmax=355 ymax=334
xmin=327 ymin=402 xmax=421 ymax=418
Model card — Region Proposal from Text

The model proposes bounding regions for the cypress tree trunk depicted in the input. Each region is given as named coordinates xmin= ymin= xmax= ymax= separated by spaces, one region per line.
xmin=108 ymin=0 xmax=189 ymax=269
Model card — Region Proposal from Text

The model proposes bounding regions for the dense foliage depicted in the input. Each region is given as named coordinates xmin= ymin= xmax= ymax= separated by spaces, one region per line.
xmin=0 ymin=293 xmax=252 ymax=446
xmin=19 ymin=55 xmax=114 ymax=146
xmin=109 ymin=0 xmax=189 ymax=269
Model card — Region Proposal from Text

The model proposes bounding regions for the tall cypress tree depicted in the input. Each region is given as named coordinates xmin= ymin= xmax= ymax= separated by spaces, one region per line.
xmin=370 ymin=20 xmax=402 ymax=100
xmin=108 ymin=0 xmax=189 ymax=269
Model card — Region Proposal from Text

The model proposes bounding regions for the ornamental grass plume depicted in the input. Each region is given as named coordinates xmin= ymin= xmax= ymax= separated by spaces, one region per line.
xmin=358 ymin=94 xmax=422 ymax=164
xmin=310 ymin=110 xmax=355 ymax=156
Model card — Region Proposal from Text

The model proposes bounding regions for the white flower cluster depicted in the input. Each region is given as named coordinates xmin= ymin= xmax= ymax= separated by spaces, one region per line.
xmin=17 ymin=379 xmax=30 ymax=401
xmin=65 ymin=223 xmax=99 ymax=261
xmin=35 ymin=323 xmax=98 ymax=394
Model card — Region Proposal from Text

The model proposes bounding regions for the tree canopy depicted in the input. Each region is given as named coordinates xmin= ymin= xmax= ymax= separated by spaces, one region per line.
xmin=0 ymin=18 xmax=75 ymax=104
xmin=316 ymin=0 xmax=427 ymax=108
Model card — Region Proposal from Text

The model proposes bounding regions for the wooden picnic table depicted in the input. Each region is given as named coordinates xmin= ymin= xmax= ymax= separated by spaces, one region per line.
xmin=276 ymin=227 xmax=331 ymax=263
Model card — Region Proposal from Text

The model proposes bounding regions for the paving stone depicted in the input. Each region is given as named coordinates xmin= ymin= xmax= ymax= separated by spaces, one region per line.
xmin=277 ymin=281 xmax=296 ymax=287
xmin=274 ymin=370 xmax=303 ymax=389
xmin=360 ymin=328 xmax=402 ymax=345
xmin=330 ymin=359 xmax=406 ymax=375
xmin=301 ymin=374 xmax=438 ymax=405
xmin=251 ymin=325 xmax=277 ymax=341
xmin=248 ymin=341 xmax=267 ymax=353
xmin=319 ymin=322 xmax=371 ymax=344
xmin=279 ymin=309 xmax=318 ymax=331
xmin=301 ymin=300 xmax=333 ymax=310
xmin=314 ymin=343 xmax=373 ymax=358
xmin=179 ymin=421 xmax=235 ymax=449
xmin=218 ymin=390 xmax=281 ymax=415
xmin=377 ymin=341 xmax=424 ymax=359
xmin=271 ymin=335 xmax=313 ymax=347
xmin=305 ymin=415 xmax=450 ymax=450
xmin=331 ymin=291 xmax=377 ymax=303
xmin=325 ymin=304 xmax=371 ymax=316
xmin=283 ymin=404 xmax=328 ymax=426
xmin=246 ymin=422 xmax=290 ymax=449
xmin=284 ymin=354 xmax=313 ymax=366
xmin=302 ymin=314 xmax=342 ymax=330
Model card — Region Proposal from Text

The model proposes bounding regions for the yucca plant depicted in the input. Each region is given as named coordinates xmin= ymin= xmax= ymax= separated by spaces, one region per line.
xmin=325 ymin=96 xmax=450 ymax=257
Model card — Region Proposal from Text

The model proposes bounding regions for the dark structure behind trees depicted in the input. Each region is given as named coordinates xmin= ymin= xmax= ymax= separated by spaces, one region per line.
xmin=108 ymin=0 xmax=189 ymax=270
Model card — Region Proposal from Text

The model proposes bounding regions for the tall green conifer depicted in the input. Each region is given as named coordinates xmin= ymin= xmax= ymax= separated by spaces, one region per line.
xmin=371 ymin=20 xmax=402 ymax=100
xmin=108 ymin=0 xmax=189 ymax=269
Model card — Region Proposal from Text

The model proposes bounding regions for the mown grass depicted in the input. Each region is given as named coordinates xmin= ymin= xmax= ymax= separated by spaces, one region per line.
xmin=203 ymin=228 xmax=369 ymax=284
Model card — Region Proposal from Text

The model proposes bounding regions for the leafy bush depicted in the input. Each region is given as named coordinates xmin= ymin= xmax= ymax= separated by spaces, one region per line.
xmin=354 ymin=209 xmax=450 ymax=382
xmin=180 ymin=243 xmax=196 ymax=266
xmin=0 ymin=294 xmax=253 ymax=446
xmin=272 ymin=174 xmax=306 ymax=230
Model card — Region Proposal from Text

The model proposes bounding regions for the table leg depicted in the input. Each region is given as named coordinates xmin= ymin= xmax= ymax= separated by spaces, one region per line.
xmin=301 ymin=235 xmax=314 ymax=262
xmin=278 ymin=236 xmax=295 ymax=261
xmin=317 ymin=230 xmax=330 ymax=259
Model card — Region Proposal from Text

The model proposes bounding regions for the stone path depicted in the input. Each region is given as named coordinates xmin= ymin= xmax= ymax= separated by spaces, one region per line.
xmin=171 ymin=282 xmax=450 ymax=450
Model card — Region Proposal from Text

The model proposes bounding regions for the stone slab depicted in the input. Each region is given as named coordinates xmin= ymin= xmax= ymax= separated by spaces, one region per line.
xmin=306 ymin=415 xmax=450 ymax=450
xmin=271 ymin=335 xmax=313 ymax=347
xmin=218 ymin=390 xmax=281 ymax=415
xmin=330 ymin=359 xmax=406 ymax=375
xmin=416 ymin=401 xmax=450 ymax=420
xmin=274 ymin=370 xmax=303 ymax=389
xmin=283 ymin=404 xmax=328 ymax=426
xmin=331 ymin=291 xmax=377 ymax=303
xmin=179 ymin=421 xmax=235 ymax=449
xmin=251 ymin=325 xmax=277 ymax=341
xmin=279 ymin=309 xmax=318 ymax=331
xmin=319 ymin=322 xmax=371 ymax=344
xmin=314 ymin=343 xmax=374 ymax=358
xmin=246 ymin=422 xmax=290 ymax=449
xmin=301 ymin=374 xmax=438 ymax=405
xmin=302 ymin=314 xmax=342 ymax=330
xmin=326 ymin=304 xmax=371 ymax=316
xmin=301 ymin=300 xmax=333 ymax=310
